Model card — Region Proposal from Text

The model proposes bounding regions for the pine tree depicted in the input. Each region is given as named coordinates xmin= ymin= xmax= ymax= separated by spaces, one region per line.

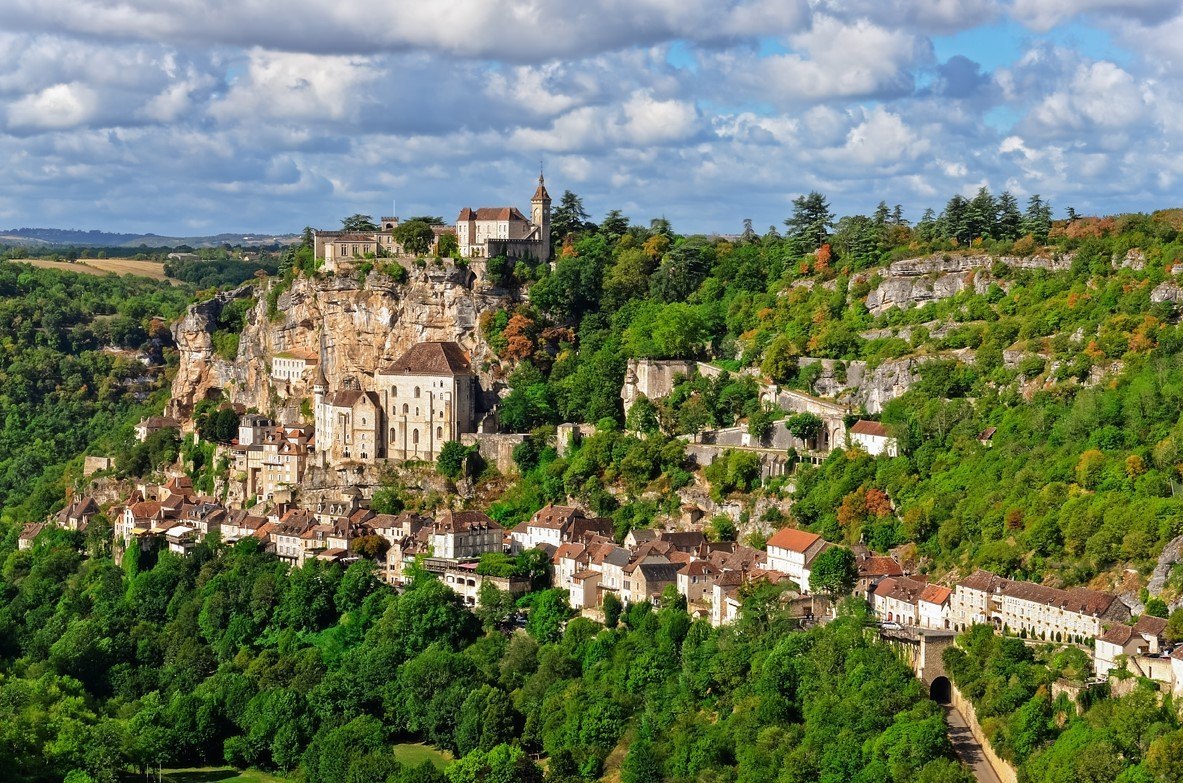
xmin=873 ymin=200 xmax=890 ymax=227
xmin=966 ymin=186 xmax=997 ymax=242
xmin=891 ymin=204 xmax=907 ymax=226
xmin=996 ymin=191 xmax=1022 ymax=241
xmin=1022 ymin=194 xmax=1053 ymax=243
xmin=940 ymin=195 xmax=970 ymax=245
xmin=552 ymin=190 xmax=590 ymax=244
xmin=784 ymin=191 xmax=835 ymax=256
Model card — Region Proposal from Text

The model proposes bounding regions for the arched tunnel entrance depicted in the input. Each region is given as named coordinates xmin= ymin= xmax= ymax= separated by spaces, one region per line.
xmin=930 ymin=676 xmax=951 ymax=704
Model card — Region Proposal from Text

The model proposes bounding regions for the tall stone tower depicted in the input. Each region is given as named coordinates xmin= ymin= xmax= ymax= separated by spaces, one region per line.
xmin=531 ymin=170 xmax=552 ymax=262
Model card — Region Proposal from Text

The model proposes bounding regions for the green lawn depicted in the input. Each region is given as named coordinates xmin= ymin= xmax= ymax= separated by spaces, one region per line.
xmin=156 ymin=768 xmax=285 ymax=783
xmin=393 ymin=742 xmax=453 ymax=770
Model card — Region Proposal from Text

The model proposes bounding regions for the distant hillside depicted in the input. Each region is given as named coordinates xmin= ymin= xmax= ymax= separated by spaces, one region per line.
xmin=0 ymin=227 xmax=299 ymax=248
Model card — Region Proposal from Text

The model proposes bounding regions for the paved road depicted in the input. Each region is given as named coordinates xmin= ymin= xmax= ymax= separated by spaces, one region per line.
xmin=944 ymin=705 xmax=1003 ymax=783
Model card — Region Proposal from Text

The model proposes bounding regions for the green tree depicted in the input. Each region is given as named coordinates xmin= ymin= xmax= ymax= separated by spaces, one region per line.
xmin=341 ymin=214 xmax=378 ymax=232
xmin=437 ymin=441 xmax=474 ymax=479
xmin=395 ymin=220 xmax=436 ymax=257
xmin=552 ymin=190 xmax=591 ymax=245
xmin=1143 ymin=597 xmax=1169 ymax=618
xmin=602 ymin=591 xmax=623 ymax=629
xmin=785 ymin=412 xmax=824 ymax=442
xmin=524 ymin=589 xmax=573 ymax=643
xmin=784 ymin=191 xmax=835 ymax=255
xmin=808 ymin=546 xmax=856 ymax=599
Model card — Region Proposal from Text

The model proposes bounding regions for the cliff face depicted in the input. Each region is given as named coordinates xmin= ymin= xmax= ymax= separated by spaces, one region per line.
xmin=168 ymin=265 xmax=511 ymax=423
xmin=865 ymin=253 xmax=1071 ymax=314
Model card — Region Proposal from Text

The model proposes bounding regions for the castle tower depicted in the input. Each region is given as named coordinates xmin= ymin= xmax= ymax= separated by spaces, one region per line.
xmin=531 ymin=170 xmax=552 ymax=262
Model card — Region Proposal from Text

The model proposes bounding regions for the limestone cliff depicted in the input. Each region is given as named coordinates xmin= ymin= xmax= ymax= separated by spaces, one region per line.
xmin=865 ymin=252 xmax=1071 ymax=314
xmin=168 ymin=264 xmax=512 ymax=423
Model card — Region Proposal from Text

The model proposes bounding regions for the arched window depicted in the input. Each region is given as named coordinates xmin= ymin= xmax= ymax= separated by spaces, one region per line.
xmin=412 ymin=429 xmax=419 ymax=445
xmin=402 ymin=403 xmax=409 ymax=414
xmin=414 ymin=386 xmax=421 ymax=398
xmin=390 ymin=427 xmax=397 ymax=443
xmin=436 ymin=426 xmax=442 ymax=439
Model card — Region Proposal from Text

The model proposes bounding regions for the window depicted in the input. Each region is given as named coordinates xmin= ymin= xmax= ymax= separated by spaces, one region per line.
xmin=402 ymin=403 xmax=409 ymax=414
xmin=412 ymin=429 xmax=419 ymax=445
xmin=436 ymin=426 xmax=442 ymax=439
xmin=414 ymin=386 xmax=421 ymax=398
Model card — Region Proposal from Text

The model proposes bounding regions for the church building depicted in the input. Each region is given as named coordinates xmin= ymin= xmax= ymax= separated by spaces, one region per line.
xmin=312 ymin=341 xmax=478 ymax=465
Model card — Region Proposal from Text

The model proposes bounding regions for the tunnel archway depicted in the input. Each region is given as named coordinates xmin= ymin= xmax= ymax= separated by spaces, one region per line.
xmin=930 ymin=676 xmax=951 ymax=704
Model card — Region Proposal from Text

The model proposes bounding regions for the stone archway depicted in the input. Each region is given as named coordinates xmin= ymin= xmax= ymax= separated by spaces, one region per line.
xmin=930 ymin=676 xmax=951 ymax=704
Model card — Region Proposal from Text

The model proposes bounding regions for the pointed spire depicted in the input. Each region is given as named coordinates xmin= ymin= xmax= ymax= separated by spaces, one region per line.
xmin=532 ymin=166 xmax=550 ymax=202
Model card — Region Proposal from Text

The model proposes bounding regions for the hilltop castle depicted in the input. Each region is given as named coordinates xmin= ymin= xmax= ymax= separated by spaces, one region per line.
xmin=455 ymin=173 xmax=551 ymax=261
xmin=312 ymin=174 xmax=552 ymax=269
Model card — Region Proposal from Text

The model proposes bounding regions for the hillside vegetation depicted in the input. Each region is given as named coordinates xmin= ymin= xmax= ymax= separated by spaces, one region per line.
xmin=466 ymin=192 xmax=1183 ymax=589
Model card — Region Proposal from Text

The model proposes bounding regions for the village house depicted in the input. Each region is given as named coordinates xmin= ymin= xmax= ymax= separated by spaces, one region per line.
xmin=569 ymin=569 xmax=602 ymax=610
xmin=1095 ymin=615 xmax=1170 ymax=679
xmin=871 ymin=576 xmax=925 ymax=625
xmin=56 ymin=496 xmax=100 ymax=532
xmin=442 ymin=563 xmax=531 ymax=607
xmin=18 ymin=523 xmax=45 ymax=550
xmin=848 ymin=420 xmax=898 ymax=457
xmin=429 ymin=510 xmax=502 ymax=560
xmin=513 ymin=504 xmax=614 ymax=552
xmin=134 ymin=415 xmax=180 ymax=442
xmin=677 ymin=560 xmax=720 ymax=604
xmin=765 ymin=527 xmax=828 ymax=593
xmin=855 ymin=553 xmax=905 ymax=598
xmin=271 ymin=349 xmax=319 ymax=389
xmin=949 ymin=569 xmax=1130 ymax=641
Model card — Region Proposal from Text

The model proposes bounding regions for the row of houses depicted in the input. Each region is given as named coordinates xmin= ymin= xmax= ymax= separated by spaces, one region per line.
xmin=30 ymin=483 xmax=1183 ymax=695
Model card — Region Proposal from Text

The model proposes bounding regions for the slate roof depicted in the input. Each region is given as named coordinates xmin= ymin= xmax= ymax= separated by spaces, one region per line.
xmin=380 ymin=342 xmax=472 ymax=376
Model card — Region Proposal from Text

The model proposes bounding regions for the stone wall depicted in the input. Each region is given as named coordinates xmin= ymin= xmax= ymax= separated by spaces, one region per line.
xmin=83 ymin=456 xmax=114 ymax=476
xmin=950 ymin=683 xmax=1019 ymax=783
xmin=461 ymin=432 xmax=527 ymax=475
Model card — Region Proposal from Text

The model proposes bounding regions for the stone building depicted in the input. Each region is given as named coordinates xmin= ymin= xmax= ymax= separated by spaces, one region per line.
xmin=949 ymin=569 xmax=1130 ymax=640
xmin=311 ymin=341 xmax=479 ymax=466
xmin=455 ymin=174 xmax=551 ymax=261
xmin=374 ymin=341 xmax=477 ymax=462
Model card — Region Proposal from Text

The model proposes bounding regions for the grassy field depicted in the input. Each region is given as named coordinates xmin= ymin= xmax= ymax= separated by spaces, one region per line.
xmin=393 ymin=742 xmax=453 ymax=769
xmin=152 ymin=768 xmax=285 ymax=783
xmin=16 ymin=257 xmax=175 ymax=281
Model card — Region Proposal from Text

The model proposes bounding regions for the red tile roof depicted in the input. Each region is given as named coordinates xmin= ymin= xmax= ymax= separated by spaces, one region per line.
xmin=850 ymin=420 xmax=890 ymax=437
xmin=766 ymin=527 xmax=822 ymax=553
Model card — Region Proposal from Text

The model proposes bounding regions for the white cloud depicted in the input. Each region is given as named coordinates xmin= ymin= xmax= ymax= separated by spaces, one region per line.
xmin=209 ymin=49 xmax=381 ymax=123
xmin=7 ymin=82 xmax=98 ymax=130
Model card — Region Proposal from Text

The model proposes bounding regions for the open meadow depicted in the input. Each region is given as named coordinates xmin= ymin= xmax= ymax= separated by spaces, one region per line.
xmin=15 ymin=257 xmax=176 ymax=282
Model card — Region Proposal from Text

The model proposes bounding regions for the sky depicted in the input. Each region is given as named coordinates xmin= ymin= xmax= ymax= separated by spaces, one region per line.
xmin=0 ymin=0 xmax=1181 ymax=236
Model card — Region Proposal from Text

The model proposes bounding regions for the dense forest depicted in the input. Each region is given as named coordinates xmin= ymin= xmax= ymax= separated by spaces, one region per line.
xmin=0 ymin=262 xmax=191 ymax=526
xmin=0 ymin=532 xmax=975 ymax=783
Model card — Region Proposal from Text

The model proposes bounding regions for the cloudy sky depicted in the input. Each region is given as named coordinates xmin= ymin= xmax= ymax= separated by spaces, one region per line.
xmin=0 ymin=0 xmax=1180 ymax=236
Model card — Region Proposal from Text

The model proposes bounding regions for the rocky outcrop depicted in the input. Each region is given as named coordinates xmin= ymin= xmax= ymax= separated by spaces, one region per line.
xmin=1151 ymin=281 xmax=1183 ymax=304
xmin=1147 ymin=534 xmax=1183 ymax=609
xmin=799 ymin=349 xmax=975 ymax=413
xmin=167 ymin=285 xmax=255 ymax=420
xmin=168 ymin=264 xmax=512 ymax=423
xmin=865 ymin=253 xmax=1070 ymax=314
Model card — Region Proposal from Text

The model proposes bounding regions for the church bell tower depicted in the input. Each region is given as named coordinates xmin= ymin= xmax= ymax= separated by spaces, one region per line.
xmin=531 ymin=170 xmax=552 ymax=261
